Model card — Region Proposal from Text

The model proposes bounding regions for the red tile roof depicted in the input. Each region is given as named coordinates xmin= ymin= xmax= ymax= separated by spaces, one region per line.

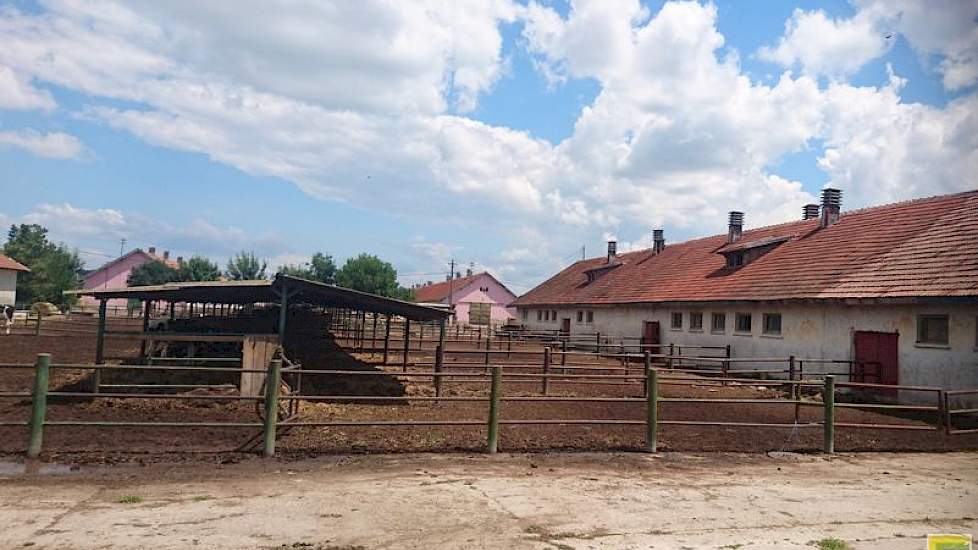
xmin=513 ymin=190 xmax=978 ymax=306
xmin=0 ymin=254 xmax=29 ymax=272
xmin=413 ymin=273 xmax=482 ymax=303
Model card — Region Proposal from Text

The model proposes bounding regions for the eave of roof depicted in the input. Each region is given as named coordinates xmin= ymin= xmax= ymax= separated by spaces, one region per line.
xmin=0 ymin=254 xmax=30 ymax=272
xmin=66 ymin=274 xmax=450 ymax=321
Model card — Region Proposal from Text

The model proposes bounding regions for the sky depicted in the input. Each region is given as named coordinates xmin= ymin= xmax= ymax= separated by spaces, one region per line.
xmin=1 ymin=0 xmax=976 ymax=295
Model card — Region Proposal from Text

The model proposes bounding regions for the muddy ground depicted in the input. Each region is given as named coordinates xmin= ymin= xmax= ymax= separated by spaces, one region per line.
xmin=1 ymin=328 xmax=977 ymax=464
xmin=1 ymin=451 xmax=975 ymax=549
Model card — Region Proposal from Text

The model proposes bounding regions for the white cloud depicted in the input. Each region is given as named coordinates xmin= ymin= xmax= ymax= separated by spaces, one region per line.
xmin=0 ymin=64 xmax=56 ymax=111
xmin=0 ymin=129 xmax=88 ymax=159
xmin=757 ymin=8 xmax=889 ymax=79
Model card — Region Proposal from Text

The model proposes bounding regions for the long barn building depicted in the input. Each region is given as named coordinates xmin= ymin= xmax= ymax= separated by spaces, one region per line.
xmin=512 ymin=189 xmax=978 ymax=393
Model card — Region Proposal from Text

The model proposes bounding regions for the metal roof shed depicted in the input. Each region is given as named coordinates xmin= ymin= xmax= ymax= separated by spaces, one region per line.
xmin=68 ymin=274 xmax=450 ymax=363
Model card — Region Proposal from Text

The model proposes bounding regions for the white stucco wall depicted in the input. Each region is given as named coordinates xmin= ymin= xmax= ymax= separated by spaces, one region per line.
xmin=518 ymin=302 xmax=978 ymax=392
xmin=0 ymin=269 xmax=17 ymax=306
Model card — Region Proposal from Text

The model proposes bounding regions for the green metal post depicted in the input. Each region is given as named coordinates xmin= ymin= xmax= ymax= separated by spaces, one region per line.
xmin=788 ymin=355 xmax=799 ymax=423
xmin=263 ymin=359 xmax=282 ymax=457
xmin=434 ymin=344 xmax=444 ymax=398
xmin=140 ymin=300 xmax=151 ymax=357
xmin=277 ymin=284 xmax=289 ymax=345
xmin=542 ymin=347 xmax=551 ymax=395
xmin=27 ymin=353 xmax=51 ymax=458
xmin=487 ymin=365 xmax=502 ymax=454
xmin=823 ymin=375 xmax=835 ymax=454
xmin=371 ymin=313 xmax=379 ymax=354
xmin=383 ymin=314 xmax=392 ymax=365
xmin=645 ymin=365 xmax=658 ymax=453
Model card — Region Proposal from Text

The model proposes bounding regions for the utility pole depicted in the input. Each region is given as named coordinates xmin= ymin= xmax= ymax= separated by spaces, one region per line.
xmin=582 ymin=245 xmax=586 ymax=260
xmin=120 ymin=238 xmax=127 ymax=256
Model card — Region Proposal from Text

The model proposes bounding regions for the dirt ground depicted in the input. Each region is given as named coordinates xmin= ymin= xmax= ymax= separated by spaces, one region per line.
xmin=2 ymin=329 xmax=977 ymax=463
xmin=0 ymin=451 xmax=975 ymax=549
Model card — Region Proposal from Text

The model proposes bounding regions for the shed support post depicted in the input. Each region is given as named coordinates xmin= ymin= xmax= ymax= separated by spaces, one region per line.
xmin=27 ymin=353 xmax=51 ymax=458
xmin=140 ymin=300 xmax=151 ymax=357
xmin=823 ymin=375 xmax=835 ymax=454
xmin=277 ymin=283 xmax=289 ymax=348
xmin=402 ymin=318 xmax=411 ymax=372
xmin=643 ymin=352 xmax=651 ymax=398
xmin=371 ymin=313 xmax=379 ymax=355
xmin=94 ymin=299 xmax=107 ymax=393
xmin=168 ymin=302 xmax=175 ymax=321
xmin=788 ymin=355 xmax=799 ymax=423
xmin=383 ymin=314 xmax=392 ymax=365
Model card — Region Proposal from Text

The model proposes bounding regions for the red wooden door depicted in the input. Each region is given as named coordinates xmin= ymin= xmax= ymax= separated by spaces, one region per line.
xmin=853 ymin=331 xmax=898 ymax=392
xmin=642 ymin=321 xmax=660 ymax=354
xmin=561 ymin=318 xmax=571 ymax=337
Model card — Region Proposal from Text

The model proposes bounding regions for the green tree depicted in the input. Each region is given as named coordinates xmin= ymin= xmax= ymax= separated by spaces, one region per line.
xmin=278 ymin=251 xmax=336 ymax=284
xmin=127 ymin=260 xmax=181 ymax=286
xmin=335 ymin=253 xmax=413 ymax=299
xmin=225 ymin=251 xmax=267 ymax=280
xmin=2 ymin=224 xmax=83 ymax=307
xmin=179 ymin=255 xmax=221 ymax=281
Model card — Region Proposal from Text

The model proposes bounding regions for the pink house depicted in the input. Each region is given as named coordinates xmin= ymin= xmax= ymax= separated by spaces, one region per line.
xmin=413 ymin=271 xmax=516 ymax=326
xmin=80 ymin=247 xmax=180 ymax=311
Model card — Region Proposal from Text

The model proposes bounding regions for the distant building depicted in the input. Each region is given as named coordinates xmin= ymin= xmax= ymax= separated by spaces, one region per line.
xmin=80 ymin=247 xmax=181 ymax=310
xmin=413 ymin=271 xmax=517 ymax=326
xmin=513 ymin=189 xmax=978 ymax=395
xmin=0 ymin=253 xmax=30 ymax=306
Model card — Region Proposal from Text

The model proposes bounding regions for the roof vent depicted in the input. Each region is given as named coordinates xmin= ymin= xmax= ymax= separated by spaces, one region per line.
xmin=607 ymin=240 xmax=617 ymax=263
xmin=727 ymin=211 xmax=744 ymax=244
xmin=820 ymin=188 xmax=842 ymax=228
xmin=148 ymin=246 xmax=156 ymax=255
xmin=803 ymin=204 xmax=820 ymax=220
xmin=652 ymin=229 xmax=665 ymax=254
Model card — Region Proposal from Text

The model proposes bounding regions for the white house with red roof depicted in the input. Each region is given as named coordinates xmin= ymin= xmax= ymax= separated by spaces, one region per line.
xmin=513 ymin=189 xmax=978 ymax=394
xmin=0 ymin=253 xmax=30 ymax=306
xmin=80 ymin=247 xmax=181 ymax=310
xmin=413 ymin=270 xmax=517 ymax=326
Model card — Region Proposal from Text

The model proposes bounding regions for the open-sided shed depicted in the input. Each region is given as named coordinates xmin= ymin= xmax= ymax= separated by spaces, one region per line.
xmin=68 ymin=273 xmax=451 ymax=365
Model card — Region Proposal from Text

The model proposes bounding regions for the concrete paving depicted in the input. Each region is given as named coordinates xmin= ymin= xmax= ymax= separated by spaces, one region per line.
xmin=0 ymin=452 xmax=975 ymax=549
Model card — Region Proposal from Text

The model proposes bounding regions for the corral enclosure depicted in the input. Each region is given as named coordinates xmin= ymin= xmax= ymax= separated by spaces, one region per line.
xmin=1 ymin=276 xmax=976 ymax=463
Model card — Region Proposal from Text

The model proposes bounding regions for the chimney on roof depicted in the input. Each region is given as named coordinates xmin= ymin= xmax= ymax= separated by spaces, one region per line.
xmin=176 ymin=256 xmax=183 ymax=266
xmin=456 ymin=271 xmax=461 ymax=279
xmin=445 ymin=273 xmax=452 ymax=282
xmin=652 ymin=229 xmax=665 ymax=254
xmin=820 ymin=188 xmax=842 ymax=228
xmin=803 ymin=204 xmax=820 ymax=220
xmin=148 ymin=246 xmax=156 ymax=255
xmin=466 ymin=263 xmax=473 ymax=277
xmin=163 ymin=250 xmax=170 ymax=260
xmin=607 ymin=240 xmax=617 ymax=263
xmin=727 ymin=211 xmax=744 ymax=244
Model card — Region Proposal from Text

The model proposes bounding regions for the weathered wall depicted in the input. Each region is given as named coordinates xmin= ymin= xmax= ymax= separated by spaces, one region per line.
xmin=518 ymin=302 xmax=978 ymax=392
xmin=0 ymin=270 xmax=17 ymax=306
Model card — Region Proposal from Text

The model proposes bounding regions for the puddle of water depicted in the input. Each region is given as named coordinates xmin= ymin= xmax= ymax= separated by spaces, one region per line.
xmin=0 ymin=461 xmax=83 ymax=476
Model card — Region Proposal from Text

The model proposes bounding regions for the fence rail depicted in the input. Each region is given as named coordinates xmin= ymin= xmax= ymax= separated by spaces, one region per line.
xmin=2 ymin=350 xmax=971 ymax=459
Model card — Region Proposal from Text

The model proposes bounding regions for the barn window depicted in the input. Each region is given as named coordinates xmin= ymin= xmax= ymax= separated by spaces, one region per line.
xmin=671 ymin=312 xmax=683 ymax=329
xmin=537 ymin=310 xmax=542 ymax=321
xmin=576 ymin=311 xmax=584 ymax=323
xmin=917 ymin=314 xmax=949 ymax=345
xmin=521 ymin=309 xmax=528 ymax=321
xmin=551 ymin=310 xmax=557 ymax=323
xmin=586 ymin=311 xmax=594 ymax=324
xmin=762 ymin=313 xmax=782 ymax=335
xmin=689 ymin=312 xmax=703 ymax=331
xmin=735 ymin=313 xmax=752 ymax=333
xmin=711 ymin=313 xmax=726 ymax=333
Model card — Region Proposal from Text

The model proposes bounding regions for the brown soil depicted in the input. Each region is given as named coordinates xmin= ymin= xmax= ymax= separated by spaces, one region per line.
xmin=1 ymin=324 xmax=976 ymax=464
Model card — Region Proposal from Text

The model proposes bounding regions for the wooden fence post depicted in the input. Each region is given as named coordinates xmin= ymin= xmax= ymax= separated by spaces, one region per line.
xmin=27 ymin=353 xmax=50 ymax=458
xmin=263 ymin=359 xmax=282 ymax=457
xmin=645 ymin=365 xmax=658 ymax=453
xmin=643 ymin=351 xmax=651 ymax=397
xmin=823 ymin=375 xmax=835 ymax=454
xmin=434 ymin=344 xmax=444 ymax=398
xmin=487 ymin=365 xmax=501 ymax=454
xmin=788 ymin=355 xmax=799 ymax=423
xmin=383 ymin=314 xmax=392 ymax=365
xmin=541 ymin=347 xmax=551 ymax=396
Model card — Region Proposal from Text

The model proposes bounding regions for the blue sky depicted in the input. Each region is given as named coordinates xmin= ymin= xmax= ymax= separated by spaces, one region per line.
xmin=1 ymin=0 xmax=976 ymax=293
